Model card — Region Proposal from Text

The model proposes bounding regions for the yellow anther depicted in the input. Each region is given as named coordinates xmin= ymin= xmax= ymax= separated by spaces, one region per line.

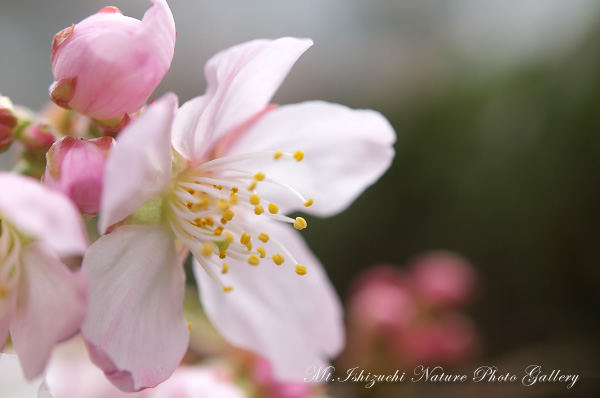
xmin=186 ymin=202 xmax=193 ymax=209
xmin=219 ymin=250 xmax=227 ymax=259
xmin=213 ymin=184 xmax=223 ymax=190
xmin=184 ymin=188 xmax=195 ymax=195
xmin=268 ymin=203 xmax=279 ymax=214
xmin=205 ymin=217 xmax=214 ymax=226
xmin=220 ymin=218 xmax=228 ymax=225
xmin=222 ymin=210 xmax=235 ymax=222
xmin=295 ymin=265 xmax=307 ymax=276
xmin=254 ymin=205 xmax=264 ymax=215
xmin=257 ymin=247 xmax=266 ymax=258
xmin=201 ymin=243 xmax=213 ymax=257
xmin=190 ymin=202 xmax=206 ymax=212
xmin=240 ymin=232 xmax=251 ymax=246
xmin=254 ymin=172 xmax=266 ymax=181
xmin=248 ymin=181 xmax=257 ymax=191
xmin=221 ymin=262 xmax=229 ymax=274
xmin=249 ymin=194 xmax=261 ymax=205
xmin=248 ymin=255 xmax=260 ymax=266
xmin=0 ymin=286 xmax=8 ymax=299
xmin=193 ymin=218 xmax=204 ymax=227
xmin=231 ymin=187 xmax=239 ymax=194
xmin=225 ymin=231 xmax=234 ymax=242
xmin=272 ymin=254 xmax=285 ymax=265
xmin=229 ymin=194 xmax=239 ymax=204
xmin=217 ymin=199 xmax=229 ymax=211
xmin=245 ymin=242 xmax=253 ymax=251
xmin=293 ymin=217 xmax=308 ymax=230
xmin=187 ymin=321 xmax=194 ymax=331
xmin=304 ymin=198 xmax=314 ymax=207
xmin=223 ymin=286 xmax=234 ymax=292
xmin=293 ymin=150 xmax=304 ymax=161
xmin=258 ymin=233 xmax=270 ymax=243
xmin=213 ymin=226 xmax=224 ymax=236
xmin=274 ymin=151 xmax=284 ymax=160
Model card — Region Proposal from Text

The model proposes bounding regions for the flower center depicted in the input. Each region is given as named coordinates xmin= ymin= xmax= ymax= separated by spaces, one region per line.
xmin=0 ymin=219 xmax=21 ymax=316
xmin=167 ymin=150 xmax=313 ymax=292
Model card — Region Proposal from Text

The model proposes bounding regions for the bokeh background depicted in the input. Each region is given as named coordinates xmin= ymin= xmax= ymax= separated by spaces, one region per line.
xmin=1 ymin=0 xmax=600 ymax=397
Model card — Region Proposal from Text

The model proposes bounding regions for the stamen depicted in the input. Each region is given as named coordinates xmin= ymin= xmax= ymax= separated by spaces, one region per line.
xmin=240 ymin=232 xmax=251 ymax=246
xmin=222 ymin=210 xmax=235 ymax=221
xmin=249 ymin=194 xmax=261 ymax=205
xmin=254 ymin=205 xmax=264 ymax=215
xmin=254 ymin=172 xmax=265 ymax=181
xmin=258 ymin=233 xmax=270 ymax=243
xmin=295 ymin=265 xmax=307 ymax=275
xmin=201 ymin=243 xmax=213 ymax=257
xmin=268 ymin=203 xmax=279 ymax=214
xmin=274 ymin=151 xmax=284 ymax=160
xmin=272 ymin=254 xmax=285 ymax=265
xmin=248 ymin=255 xmax=260 ymax=266
xmin=293 ymin=150 xmax=304 ymax=161
xmin=223 ymin=286 xmax=234 ymax=292
xmin=221 ymin=262 xmax=229 ymax=274
xmin=293 ymin=217 xmax=308 ymax=230
xmin=304 ymin=198 xmax=314 ymax=207
xmin=257 ymin=247 xmax=266 ymax=258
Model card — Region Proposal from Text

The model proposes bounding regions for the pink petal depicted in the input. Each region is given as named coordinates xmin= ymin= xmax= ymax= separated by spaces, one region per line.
xmin=81 ymin=225 xmax=189 ymax=392
xmin=172 ymin=37 xmax=313 ymax=163
xmin=0 ymin=173 xmax=88 ymax=257
xmin=194 ymin=220 xmax=344 ymax=381
xmin=224 ymin=101 xmax=396 ymax=216
xmin=99 ymin=93 xmax=177 ymax=233
xmin=9 ymin=242 xmax=87 ymax=380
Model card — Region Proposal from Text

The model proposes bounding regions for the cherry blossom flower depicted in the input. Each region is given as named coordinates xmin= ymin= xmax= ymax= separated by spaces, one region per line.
xmin=0 ymin=173 xmax=88 ymax=380
xmin=49 ymin=0 xmax=176 ymax=122
xmin=82 ymin=37 xmax=396 ymax=391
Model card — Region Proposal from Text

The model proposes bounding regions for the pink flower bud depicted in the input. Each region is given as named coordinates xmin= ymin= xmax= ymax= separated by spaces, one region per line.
xmin=410 ymin=251 xmax=477 ymax=309
xmin=43 ymin=136 xmax=115 ymax=215
xmin=50 ymin=0 xmax=176 ymax=121
xmin=0 ymin=95 xmax=18 ymax=153
xmin=20 ymin=123 xmax=58 ymax=151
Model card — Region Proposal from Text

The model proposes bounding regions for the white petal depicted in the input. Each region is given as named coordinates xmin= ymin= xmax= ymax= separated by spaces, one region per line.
xmin=195 ymin=220 xmax=344 ymax=381
xmin=0 ymin=173 xmax=87 ymax=257
xmin=99 ymin=93 xmax=177 ymax=233
xmin=81 ymin=225 xmax=189 ymax=392
xmin=224 ymin=101 xmax=396 ymax=216
xmin=172 ymin=37 xmax=313 ymax=163
xmin=10 ymin=242 xmax=87 ymax=380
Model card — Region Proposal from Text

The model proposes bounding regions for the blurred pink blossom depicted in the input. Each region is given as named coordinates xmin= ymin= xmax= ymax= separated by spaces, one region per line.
xmin=410 ymin=251 xmax=477 ymax=309
xmin=43 ymin=136 xmax=115 ymax=215
xmin=343 ymin=252 xmax=480 ymax=370
xmin=49 ymin=0 xmax=175 ymax=121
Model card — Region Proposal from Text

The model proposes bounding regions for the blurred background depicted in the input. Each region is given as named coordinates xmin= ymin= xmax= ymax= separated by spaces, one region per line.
xmin=1 ymin=0 xmax=600 ymax=396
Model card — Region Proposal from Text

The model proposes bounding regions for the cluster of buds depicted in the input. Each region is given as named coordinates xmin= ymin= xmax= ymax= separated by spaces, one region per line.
xmin=340 ymin=251 xmax=480 ymax=372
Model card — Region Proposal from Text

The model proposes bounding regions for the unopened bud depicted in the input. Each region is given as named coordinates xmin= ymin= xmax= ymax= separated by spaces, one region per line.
xmin=43 ymin=136 xmax=115 ymax=215
xmin=0 ymin=95 xmax=18 ymax=153
xmin=49 ymin=0 xmax=176 ymax=122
